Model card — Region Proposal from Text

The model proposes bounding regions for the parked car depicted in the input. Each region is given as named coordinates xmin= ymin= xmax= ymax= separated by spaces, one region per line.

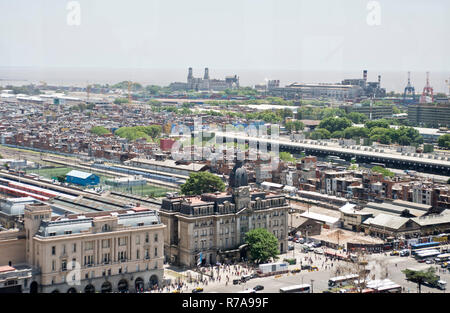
xmin=400 ymin=250 xmax=410 ymax=257
xmin=290 ymin=268 xmax=301 ymax=274
xmin=426 ymin=260 xmax=433 ymax=264
xmin=418 ymin=259 xmax=426 ymax=263
xmin=288 ymin=245 xmax=295 ymax=251
xmin=314 ymin=248 xmax=324 ymax=254
xmin=301 ymin=264 xmax=311 ymax=270
xmin=390 ymin=250 xmax=399 ymax=256
xmin=312 ymin=242 xmax=322 ymax=248
xmin=298 ymin=238 xmax=305 ymax=244
xmin=253 ymin=285 xmax=264 ymax=291
xmin=233 ymin=279 xmax=240 ymax=285
xmin=441 ymin=262 xmax=448 ymax=268
xmin=310 ymin=266 xmax=319 ymax=272
xmin=192 ymin=287 xmax=204 ymax=293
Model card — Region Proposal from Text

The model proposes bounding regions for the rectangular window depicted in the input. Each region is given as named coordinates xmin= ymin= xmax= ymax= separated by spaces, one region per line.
xmin=154 ymin=247 xmax=158 ymax=257
xmin=61 ymin=260 xmax=67 ymax=272
xmin=102 ymin=253 xmax=110 ymax=263
xmin=135 ymin=235 xmax=140 ymax=245
xmin=52 ymin=260 xmax=56 ymax=271
xmin=72 ymin=243 xmax=76 ymax=253
xmin=102 ymin=240 xmax=110 ymax=248
xmin=145 ymin=233 xmax=149 ymax=243
xmin=136 ymin=250 xmax=140 ymax=260
xmin=118 ymin=238 xmax=127 ymax=246
xmin=85 ymin=241 xmax=94 ymax=251
xmin=154 ymin=234 xmax=158 ymax=242
xmin=51 ymin=246 xmax=56 ymax=255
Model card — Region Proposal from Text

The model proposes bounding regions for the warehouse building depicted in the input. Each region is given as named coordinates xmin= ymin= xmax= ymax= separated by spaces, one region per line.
xmin=65 ymin=170 xmax=99 ymax=186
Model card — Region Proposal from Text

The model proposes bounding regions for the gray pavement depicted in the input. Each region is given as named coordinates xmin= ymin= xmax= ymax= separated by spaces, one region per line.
xmin=162 ymin=242 xmax=450 ymax=294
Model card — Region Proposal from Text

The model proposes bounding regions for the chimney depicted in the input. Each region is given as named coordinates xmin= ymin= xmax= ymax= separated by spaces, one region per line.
xmin=363 ymin=70 xmax=368 ymax=82
xmin=188 ymin=67 xmax=193 ymax=80
xmin=204 ymin=68 xmax=210 ymax=80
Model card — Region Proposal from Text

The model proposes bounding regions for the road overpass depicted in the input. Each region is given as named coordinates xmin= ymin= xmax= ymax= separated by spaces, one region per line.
xmin=215 ymin=132 xmax=450 ymax=176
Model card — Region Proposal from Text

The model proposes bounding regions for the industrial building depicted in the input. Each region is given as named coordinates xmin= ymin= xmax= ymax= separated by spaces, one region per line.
xmin=407 ymin=103 xmax=450 ymax=128
xmin=268 ymin=70 xmax=386 ymax=100
xmin=339 ymin=104 xmax=393 ymax=120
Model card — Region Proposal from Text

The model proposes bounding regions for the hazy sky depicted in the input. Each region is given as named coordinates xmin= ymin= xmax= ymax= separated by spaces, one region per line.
xmin=0 ymin=0 xmax=449 ymax=72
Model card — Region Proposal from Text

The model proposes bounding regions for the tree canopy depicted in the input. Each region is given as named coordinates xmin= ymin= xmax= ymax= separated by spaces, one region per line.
xmin=438 ymin=134 xmax=450 ymax=149
xmin=285 ymin=120 xmax=304 ymax=134
xmin=318 ymin=117 xmax=352 ymax=133
xmin=180 ymin=172 xmax=225 ymax=196
xmin=402 ymin=267 xmax=439 ymax=293
xmin=245 ymin=228 xmax=280 ymax=264
xmin=114 ymin=125 xmax=162 ymax=141
xmin=90 ymin=126 xmax=111 ymax=136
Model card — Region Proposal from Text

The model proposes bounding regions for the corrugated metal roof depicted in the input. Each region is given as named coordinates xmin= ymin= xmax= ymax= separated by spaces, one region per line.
xmin=362 ymin=213 xmax=410 ymax=230
xmin=66 ymin=170 xmax=96 ymax=179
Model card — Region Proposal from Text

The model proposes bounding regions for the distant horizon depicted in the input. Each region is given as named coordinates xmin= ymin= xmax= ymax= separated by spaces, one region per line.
xmin=1 ymin=66 xmax=449 ymax=94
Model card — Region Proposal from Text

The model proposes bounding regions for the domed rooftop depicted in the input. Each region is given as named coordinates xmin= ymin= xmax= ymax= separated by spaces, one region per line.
xmin=229 ymin=161 xmax=248 ymax=188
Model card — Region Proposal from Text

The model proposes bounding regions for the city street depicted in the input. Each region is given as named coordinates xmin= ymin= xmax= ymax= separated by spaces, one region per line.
xmin=162 ymin=242 xmax=450 ymax=293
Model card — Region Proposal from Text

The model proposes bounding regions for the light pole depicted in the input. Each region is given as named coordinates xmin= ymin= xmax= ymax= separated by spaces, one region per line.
xmin=310 ymin=279 xmax=314 ymax=293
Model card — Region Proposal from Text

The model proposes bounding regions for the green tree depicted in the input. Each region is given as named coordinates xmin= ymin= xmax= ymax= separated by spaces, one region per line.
xmin=331 ymin=131 xmax=344 ymax=139
xmin=90 ymin=126 xmax=111 ymax=136
xmin=346 ymin=112 xmax=368 ymax=124
xmin=402 ymin=267 xmax=439 ymax=293
xmin=285 ymin=121 xmax=304 ymax=134
xmin=245 ymin=228 xmax=280 ymax=264
xmin=343 ymin=127 xmax=369 ymax=139
xmin=279 ymin=152 xmax=296 ymax=163
xmin=310 ymin=128 xmax=331 ymax=140
xmin=365 ymin=119 xmax=390 ymax=130
xmin=319 ymin=117 xmax=352 ymax=133
xmin=56 ymin=175 xmax=66 ymax=183
xmin=180 ymin=172 xmax=225 ymax=196
xmin=438 ymin=134 xmax=450 ymax=149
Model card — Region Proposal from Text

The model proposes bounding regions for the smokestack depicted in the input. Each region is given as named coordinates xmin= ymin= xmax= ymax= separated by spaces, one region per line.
xmin=188 ymin=67 xmax=193 ymax=80
xmin=363 ymin=70 xmax=368 ymax=82
xmin=204 ymin=68 xmax=210 ymax=80
xmin=378 ymin=75 xmax=381 ymax=87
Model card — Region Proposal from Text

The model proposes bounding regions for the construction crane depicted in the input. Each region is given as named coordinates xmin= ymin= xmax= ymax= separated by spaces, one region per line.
xmin=402 ymin=71 xmax=417 ymax=105
xmin=420 ymin=72 xmax=434 ymax=104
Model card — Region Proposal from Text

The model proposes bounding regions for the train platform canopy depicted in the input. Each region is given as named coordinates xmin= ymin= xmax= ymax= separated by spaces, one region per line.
xmin=311 ymin=228 xmax=384 ymax=246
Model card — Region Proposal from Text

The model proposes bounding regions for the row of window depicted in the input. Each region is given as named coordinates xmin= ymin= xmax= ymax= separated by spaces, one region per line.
xmin=50 ymin=234 xmax=159 ymax=256
xmin=53 ymin=248 xmax=159 ymax=272
xmin=50 ymin=262 xmax=159 ymax=285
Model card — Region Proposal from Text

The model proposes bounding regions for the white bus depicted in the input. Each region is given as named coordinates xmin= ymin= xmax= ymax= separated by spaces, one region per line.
xmin=415 ymin=249 xmax=441 ymax=261
xmin=435 ymin=253 xmax=450 ymax=263
xmin=328 ymin=274 xmax=360 ymax=288
xmin=279 ymin=284 xmax=311 ymax=293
